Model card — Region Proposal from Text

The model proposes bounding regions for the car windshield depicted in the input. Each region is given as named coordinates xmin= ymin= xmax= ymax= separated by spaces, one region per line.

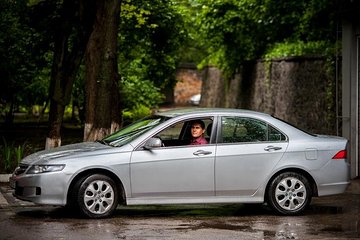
xmin=101 ymin=116 xmax=168 ymax=147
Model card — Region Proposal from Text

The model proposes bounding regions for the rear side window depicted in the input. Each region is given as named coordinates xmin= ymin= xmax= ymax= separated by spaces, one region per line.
xmin=220 ymin=117 xmax=286 ymax=143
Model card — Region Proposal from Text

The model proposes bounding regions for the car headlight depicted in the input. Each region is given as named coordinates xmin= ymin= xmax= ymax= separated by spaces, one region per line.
xmin=27 ymin=164 xmax=65 ymax=174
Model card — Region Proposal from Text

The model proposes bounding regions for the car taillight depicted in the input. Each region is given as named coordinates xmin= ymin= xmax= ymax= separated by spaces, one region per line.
xmin=332 ymin=150 xmax=347 ymax=160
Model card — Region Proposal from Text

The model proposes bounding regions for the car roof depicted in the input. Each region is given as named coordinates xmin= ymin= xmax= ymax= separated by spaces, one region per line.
xmin=155 ymin=108 xmax=270 ymax=118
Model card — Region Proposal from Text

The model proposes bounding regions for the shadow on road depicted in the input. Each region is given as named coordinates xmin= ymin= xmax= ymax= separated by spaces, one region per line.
xmin=13 ymin=202 xmax=343 ymax=220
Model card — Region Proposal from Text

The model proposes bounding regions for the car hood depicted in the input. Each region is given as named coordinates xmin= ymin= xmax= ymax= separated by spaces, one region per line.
xmin=21 ymin=142 xmax=110 ymax=165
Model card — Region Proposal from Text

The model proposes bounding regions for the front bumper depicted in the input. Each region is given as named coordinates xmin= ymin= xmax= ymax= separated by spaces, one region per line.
xmin=9 ymin=171 xmax=70 ymax=206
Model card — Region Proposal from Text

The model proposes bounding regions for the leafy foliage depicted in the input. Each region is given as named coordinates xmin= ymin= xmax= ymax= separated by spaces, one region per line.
xmin=116 ymin=0 xmax=189 ymax=121
xmin=0 ymin=0 xmax=187 ymax=124
xmin=264 ymin=41 xmax=337 ymax=60
xmin=120 ymin=60 xmax=164 ymax=123
xmin=192 ymin=0 xmax=338 ymax=75
xmin=119 ymin=0 xmax=187 ymax=90
xmin=170 ymin=0 xmax=209 ymax=64
xmin=122 ymin=104 xmax=152 ymax=124
xmin=0 ymin=0 xmax=56 ymax=120
xmin=121 ymin=59 xmax=164 ymax=109
xmin=1 ymin=137 xmax=27 ymax=173
xmin=0 ymin=0 xmax=341 ymax=124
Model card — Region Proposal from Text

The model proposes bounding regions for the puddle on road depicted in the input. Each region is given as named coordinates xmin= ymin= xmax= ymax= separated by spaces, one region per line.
xmin=186 ymin=221 xmax=253 ymax=231
xmin=3 ymin=197 xmax=360 ymax=239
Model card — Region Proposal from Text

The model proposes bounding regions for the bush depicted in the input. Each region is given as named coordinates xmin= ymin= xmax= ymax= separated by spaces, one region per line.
xmin=121 ymin=71 xmax=164 ymax=110
xmin=264 ymin=41 xmax=337 ymax=60
xmin=122 ymin=104 xmax=152 ymax=125
xmin=0 ymin=138 xmax=28 ymax=173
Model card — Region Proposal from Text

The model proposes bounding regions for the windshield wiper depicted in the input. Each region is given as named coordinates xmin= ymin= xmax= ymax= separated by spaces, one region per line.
xmin=96 ymin=139 xmax=109 ymax=145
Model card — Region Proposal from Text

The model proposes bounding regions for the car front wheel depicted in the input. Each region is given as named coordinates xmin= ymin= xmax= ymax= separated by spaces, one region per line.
xmin=74 ymin=174 xmax=118 ymax=218
xmin=267 ymin=172 xmax=311 ymax=215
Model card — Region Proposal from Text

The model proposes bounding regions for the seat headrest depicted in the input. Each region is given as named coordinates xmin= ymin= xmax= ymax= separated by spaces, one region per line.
xmin=206 ymin=123 xmax=213 ymax=136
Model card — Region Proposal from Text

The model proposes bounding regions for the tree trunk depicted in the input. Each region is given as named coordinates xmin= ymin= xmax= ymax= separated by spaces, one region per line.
xmin=46 ymin=100 xmax=65 ymax=148
xmin=46 ymin=0 xmax=95 ymax=149
xmin=4 ymin=99 xmax=14 ymax=126
xmin=83 ymin=0 xmax=121 ymax=141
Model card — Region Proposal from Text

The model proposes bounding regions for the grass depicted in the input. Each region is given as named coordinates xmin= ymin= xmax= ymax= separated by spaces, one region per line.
xmin=1 ymin=138 xmax=24 ymax=173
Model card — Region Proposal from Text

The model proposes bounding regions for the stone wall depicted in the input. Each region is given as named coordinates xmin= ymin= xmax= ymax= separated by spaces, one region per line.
xmin=200 ymin=66 xmax=225 ymax=107
xmin=174 ymin=56 xmax=337 ymax=135
xmin=241 ymin=57 xmax=336 ymax=135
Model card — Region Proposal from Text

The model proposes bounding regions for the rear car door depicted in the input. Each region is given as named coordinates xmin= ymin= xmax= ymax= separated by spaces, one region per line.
xmin=215 ymin=116 xmax=289 ymax=197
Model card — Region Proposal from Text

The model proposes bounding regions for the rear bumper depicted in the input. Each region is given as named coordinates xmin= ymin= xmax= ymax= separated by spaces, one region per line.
xmin=317 ymin=181 xmax=350 ymax=196
xmin=315 ymin=159 xmax=351 ymax=196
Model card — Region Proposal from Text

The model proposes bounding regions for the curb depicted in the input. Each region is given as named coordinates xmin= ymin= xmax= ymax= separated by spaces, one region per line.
xmin=0 ymin=174 xmax=11 ymax=183
xmin=346 ymin=178 xmax=360 ymax=194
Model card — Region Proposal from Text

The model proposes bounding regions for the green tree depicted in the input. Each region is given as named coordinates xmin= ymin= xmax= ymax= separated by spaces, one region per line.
xmin=119 ymin=0 xmax=187 ymax=104
xmin=193 ymin=0 xmax=338 ymax=75
xmin=83 ymin=0 xmax=121 ymax=141
xmin=46 ymin=0 xmax=95 ymax=148
xmin=0 ymin=0 xmax=49 ymax=123
xmin=172 ymin=0 xmax=209 ymax=64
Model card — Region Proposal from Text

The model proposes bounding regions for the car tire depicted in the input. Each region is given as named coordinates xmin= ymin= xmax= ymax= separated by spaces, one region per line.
xmin=73 ymin=174 xmax=119 ymax=218
xmin=267 ymin=172 xmax=311 ymax=215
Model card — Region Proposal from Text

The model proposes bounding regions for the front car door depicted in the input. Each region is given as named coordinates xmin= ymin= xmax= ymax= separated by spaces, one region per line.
xmin=129 ymin=117 xmax=216 ymax=203
xmin=215 ymin=116 xmax=289 ymax=197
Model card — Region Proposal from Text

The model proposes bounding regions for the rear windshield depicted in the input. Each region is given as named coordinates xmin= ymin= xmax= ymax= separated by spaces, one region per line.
xmin=272 ymin=116 xmax=316 ymax=136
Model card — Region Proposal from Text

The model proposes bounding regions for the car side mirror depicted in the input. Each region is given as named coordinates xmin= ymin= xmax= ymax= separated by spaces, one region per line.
xmin=144 ymin=137 xmax=162 ymax=150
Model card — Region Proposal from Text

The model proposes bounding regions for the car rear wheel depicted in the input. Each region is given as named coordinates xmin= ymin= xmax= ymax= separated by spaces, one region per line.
xmin=73 ymin=174 xmax=118 ymax=218
xmin=267 ymin=172 xmax=311 ymax=215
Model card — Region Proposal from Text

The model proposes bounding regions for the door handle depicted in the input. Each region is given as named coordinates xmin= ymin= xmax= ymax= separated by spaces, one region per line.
xmin=264 ymin=146 xmax=282 ymax=152
xmin=193 ymin=150 xmax=212 ymax=156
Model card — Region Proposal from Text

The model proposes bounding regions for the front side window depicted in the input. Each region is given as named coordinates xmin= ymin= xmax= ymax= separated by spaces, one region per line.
xmin=154 ymin=118 xmax=213 ymax=147
xmin=220 ymin=117 xmax=286 ymax=143
xmin=156 ymin=121 xmax=185 ymax=141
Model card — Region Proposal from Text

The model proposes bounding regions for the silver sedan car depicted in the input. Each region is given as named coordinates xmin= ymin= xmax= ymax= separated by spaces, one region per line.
xmin=10 ymin=108 xmax=350 ymax=218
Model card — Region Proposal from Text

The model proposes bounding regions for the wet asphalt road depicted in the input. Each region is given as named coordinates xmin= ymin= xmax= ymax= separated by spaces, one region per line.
xmin=0 ymin=181 xmax=359 ymax=240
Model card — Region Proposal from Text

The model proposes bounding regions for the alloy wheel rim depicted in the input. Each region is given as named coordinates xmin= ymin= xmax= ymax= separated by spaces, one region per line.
xmin=84 ymin=180 xmax=115 ymax=214
xmin=275 ymin=177 xmax=307 ymax=211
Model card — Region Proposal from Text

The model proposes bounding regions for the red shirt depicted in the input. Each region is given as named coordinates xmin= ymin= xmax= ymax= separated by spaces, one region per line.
xmin=191 ymin=136 xmax=208 ymax=145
